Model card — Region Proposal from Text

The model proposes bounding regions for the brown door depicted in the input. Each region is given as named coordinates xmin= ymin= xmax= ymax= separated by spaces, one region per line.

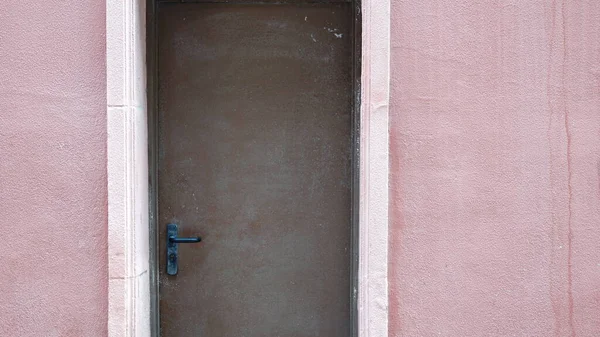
xmin=157 ymin=2 xmax=353 ymax=336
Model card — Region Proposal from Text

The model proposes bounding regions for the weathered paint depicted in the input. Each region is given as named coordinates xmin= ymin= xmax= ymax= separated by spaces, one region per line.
xmin=0 ymin=1 xmax=107 ymax=336
xmin=389 ymin=1 xmax=600 ymax=336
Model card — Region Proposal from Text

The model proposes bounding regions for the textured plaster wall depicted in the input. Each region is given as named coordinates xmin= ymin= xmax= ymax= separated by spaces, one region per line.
xmin=389 ymin=1 xmax=600 ymax=336
xmin=0 ymin=1 xmax=107 ymax=336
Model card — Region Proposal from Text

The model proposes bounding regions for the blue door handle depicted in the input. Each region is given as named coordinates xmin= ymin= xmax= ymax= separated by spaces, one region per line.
xmin=166 ymin=223 xmax=201 ymax=275
xmin=169 ymin=236 xmax=201 ymax=244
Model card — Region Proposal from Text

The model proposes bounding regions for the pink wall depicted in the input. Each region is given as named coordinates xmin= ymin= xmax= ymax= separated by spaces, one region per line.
xmin=389 ymin=1 xmax=600 ymax=336
xmin=0 ymin=1 xmax=107 ymax=336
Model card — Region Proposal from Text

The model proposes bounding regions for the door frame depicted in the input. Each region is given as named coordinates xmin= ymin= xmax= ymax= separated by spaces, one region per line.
xmin=106 ymin=0 xmax=389 ymax=336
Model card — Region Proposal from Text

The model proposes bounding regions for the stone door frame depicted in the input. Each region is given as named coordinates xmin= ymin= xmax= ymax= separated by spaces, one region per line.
xmin=106 ymin=1 xmax=389 ymax=336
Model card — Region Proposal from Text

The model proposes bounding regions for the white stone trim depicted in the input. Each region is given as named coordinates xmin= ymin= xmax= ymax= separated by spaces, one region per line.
xmin=359 ymin=0 xmax=390 ymax=336
xmin=107 ymin=0 xmax=149 ymax=336
xmin=106 ymin=1 xmax=390 ymax=336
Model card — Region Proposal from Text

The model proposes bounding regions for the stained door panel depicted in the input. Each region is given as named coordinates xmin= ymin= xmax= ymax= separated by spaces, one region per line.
xmin=158 ymin=4 xmax=352 ymax=336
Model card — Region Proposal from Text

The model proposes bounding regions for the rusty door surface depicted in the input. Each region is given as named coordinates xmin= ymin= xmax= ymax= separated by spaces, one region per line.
xmin=157 ymin=3 xmax=353 ymax=336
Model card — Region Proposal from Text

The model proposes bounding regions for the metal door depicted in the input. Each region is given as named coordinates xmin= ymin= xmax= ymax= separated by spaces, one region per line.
xmin=157 ymin=3 xmax=354 ymax=335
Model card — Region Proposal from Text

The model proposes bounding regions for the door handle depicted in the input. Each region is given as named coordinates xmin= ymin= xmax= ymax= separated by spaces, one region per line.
xmin=169 ymin=237 xmax=201 ymax=244
xmin=167 ymin=223 xmax=201 ymax=275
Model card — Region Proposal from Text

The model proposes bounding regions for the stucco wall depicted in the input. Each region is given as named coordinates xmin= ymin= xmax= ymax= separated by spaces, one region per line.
xmin=0 ymin=1 xmax=107 ymax=336
xmin=389 ymin=1 xmax=600 ymax=336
